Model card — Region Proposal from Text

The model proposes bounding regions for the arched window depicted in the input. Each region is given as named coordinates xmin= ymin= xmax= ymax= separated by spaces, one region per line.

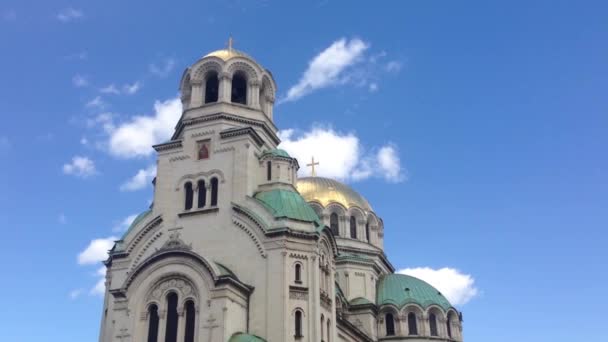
xmin=365 ymin=222 xmax=370 ymax=242
xmin=205 ymin=72 xmax=219 ymax=103
xmin=327 ymin=319 xmax=331 ymax=342
xmin=350 ymin=216 xmax=357 ymax=239
xmin=184 ymin=182 xmax=193 ymax=210
xmin=210 ymin=177 xmax=219 ymax=206
xmin=231 ymin=72 xmax=247 ymax=105
xmin=267 ymin=161 xmax=272 ymax=181
xmin=294 ymin=264 xmax=302 ymax=283
xmin=330 ymin=213 xmax=339 ymax=235
xmin=294 ymin=310 xmax=303 ymax=338
xmin=408 ymin=312 xmax=418 ymax=335
xmin=429 ymin=313 xmax=438 ymax=337
xmin=447 ymin=312 xmax=453 ymax=338
xmin=321 ymin=315 xmax=325 ymax=341
xmin=184 ymin=300 xmax=196 ymax=342
xmin=165 ymin=293 xmax=179 ymax=342
xmin=197 ymin=180 xmax=206 ymax=208
xmin=146 ymin=304 xmax=159 ymax=342
xmin=385 ymin=313 xmax=395 ymax=336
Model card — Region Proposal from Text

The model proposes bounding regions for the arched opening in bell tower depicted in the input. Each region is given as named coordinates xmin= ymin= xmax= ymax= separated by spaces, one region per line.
xmin=231 ymin=71 xmax=248 ymax=105
xmin=204 ymin=71 xmax=219 ymax=103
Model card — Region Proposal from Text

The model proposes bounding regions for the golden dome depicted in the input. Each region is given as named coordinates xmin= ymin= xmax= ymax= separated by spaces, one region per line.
xmin=296 ymin=177 xmax=372 ymax=211
xmin=203 ymin=48 xmax=252 ymax=61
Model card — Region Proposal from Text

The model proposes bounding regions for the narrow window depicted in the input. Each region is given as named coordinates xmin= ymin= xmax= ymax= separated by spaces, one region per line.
xmin=267 ymin=161 xmax=272 ymax=181
xmin=385 ymin=313 xmax=395 ymax=336
xmin=295 ymin=264 xmax=302 ymax=283
xmin=231 ymin=72 xmax=247 ymax=105
xmin=327 ymin=319 xmax=331 ymax=342
xmin=447 ymin=312 xmax=453 ymax=338
xmin=165 ymin=293 xmax=178 ymax=342
xmin=330 ymin=213 xmax=339 ymax=235
xmin=205 ymin=72 xmax=219 ymax=103
xmin=408 ymin=312 xmax=418 ymax=335
xmin=197 ymin=180 xmax=206 ymax=208
xmin=295 ymin=310 xmax=303 ymax=338
xmin=184 ymin=301 xmax=196 ymax=342
xmin=184 ymin=182 xmax=193 ymax=210
xmin=429 ymin=313 xmax=438 ymax=336
xmin=365 ymin=222 xmax=370 ymax=242
xmin=147 ymin=304 xmax=159 ymax=342
xmin=210 ymin=177 xmax=219 ymax=206
xmin=350 ymin=216 xmax=357 ymax=239
xmin=321 ymin=315 xmax=325 ymax=341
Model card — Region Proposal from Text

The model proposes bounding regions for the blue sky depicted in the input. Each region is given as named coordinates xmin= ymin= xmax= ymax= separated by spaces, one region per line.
xmin=1 ymin=1 xmax=607 ymax=341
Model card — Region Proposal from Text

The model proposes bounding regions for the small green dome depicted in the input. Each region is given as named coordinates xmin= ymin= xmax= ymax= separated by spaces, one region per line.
xmin=261 ymin=148 xmax=291 ymax=158
xmin=229 ymin=333 xmax=267 ymax=342
xmin=254 ymin=189 xmax=320 ymax=223
xmin=377 ymin=274 xmax=453 ymax=310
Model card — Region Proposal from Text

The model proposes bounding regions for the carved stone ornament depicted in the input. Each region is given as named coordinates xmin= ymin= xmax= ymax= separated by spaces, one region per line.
xmin=147 ymin=277 xmax=196 ymax=302
xmin=159 ymin=231 xmax=192 ymax=251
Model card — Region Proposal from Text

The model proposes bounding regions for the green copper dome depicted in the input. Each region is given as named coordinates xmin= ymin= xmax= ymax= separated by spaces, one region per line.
xmin=260 ymin=148 xmax=291 ymax=159
xmin=229 ymin=333 xmax=267 ymax=342
xmin=377 ymin=274 xmax=453 ymax=310
xmin=254 ymin=189 xmax=320 ymax=223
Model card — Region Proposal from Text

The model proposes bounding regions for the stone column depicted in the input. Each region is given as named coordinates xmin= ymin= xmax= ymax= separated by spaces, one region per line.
xmin=249 ymin=80 xmax=260 ymax=109
xmin=219 ymin=72 xmax=231 ymax=102
xmin=266 ymin=95 xmax=275 ymax=120
xmin=190 ymin=80 xmax=203 ymax=108
xmin=157 ymin=310 xmax=167 ymax=342
xmin=176 ymin=307 xmax=185 ymax=342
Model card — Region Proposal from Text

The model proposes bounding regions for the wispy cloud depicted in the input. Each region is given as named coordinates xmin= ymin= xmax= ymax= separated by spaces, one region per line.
xmin=62 ymin=156 xmax=97 ymax=178
xmin=69 ymin=288 xmax=84 ymax=300
xmin=59 ymin=213 xmax=67 ymax=224
xmin=3 ymin=9 xmax=17 ymax=22
xmin=72 ymin=74 xmax=88 ymax=88
xmin=278 ymin=126 xmax=406 ymax=182
xmin=113 ymin=214 xmax=138 ymax=232
xmin=77 ymin=236 xmax=117 ymax=265
xmin=86 ymin=96 xmax=106 ymax=109
xmin=282 ymin=38 xmax=370 ymax=102
xmin=397 ymin=267 xmax=479 ymax=306
xmin=64 ymin=51 xmax=88 ymax=61
xmin=385 ymin=60 xmax=402 ymax=73
xmin=57 ymin=8 xmax=83 ymax=23
xmin=100 ymin=82 xmax=141 ymax=95
xmin=149 ymin=58 xmax=176 ymax=78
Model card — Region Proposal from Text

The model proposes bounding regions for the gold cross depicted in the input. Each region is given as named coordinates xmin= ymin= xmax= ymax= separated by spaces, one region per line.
xmin=306 ymin=156 xmax=319 ymax=177
xmin=227 ymin=36 xmax=234 ymax=50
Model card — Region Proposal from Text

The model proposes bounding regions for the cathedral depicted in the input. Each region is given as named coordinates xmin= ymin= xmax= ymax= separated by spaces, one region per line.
xmin=99 ymin=45 xmax=464 ymax=342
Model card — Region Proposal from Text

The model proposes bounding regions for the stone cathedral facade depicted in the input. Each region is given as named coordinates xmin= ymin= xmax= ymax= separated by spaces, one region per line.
xmin=99 ymin=46 xmax=464 ymax=342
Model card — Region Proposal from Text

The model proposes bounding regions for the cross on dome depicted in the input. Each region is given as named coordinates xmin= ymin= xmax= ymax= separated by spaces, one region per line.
xmin=306 ymin=156 xmax=320 ymax=177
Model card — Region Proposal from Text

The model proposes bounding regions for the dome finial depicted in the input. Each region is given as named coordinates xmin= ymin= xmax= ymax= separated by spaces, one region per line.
xmin=306 ymin=156 xmax=320 ymax=177
xmin=227 ymin=35 xmax=234 ymax=51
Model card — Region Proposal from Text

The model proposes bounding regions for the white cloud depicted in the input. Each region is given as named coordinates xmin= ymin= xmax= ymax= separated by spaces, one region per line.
xmin=62 ymin=156 xmax=96 ymax=178
xmin=72 ymin=74 xmax=88 ymax=87
xmin=120 ymin=165 xmax=157 ymax=191
xmin=59 ymin=213 xmax=67 ymax=224
xmin=77 ymin=236 xmax=117 ymax=265
xmin=86 ymin=96 xmax=106 ymax=109
xmin=278 ymin=126 xmax=405 ymax=182
xmin=69 ymin=289 xmax=83 ymax=300
xmin=368 ymin=82 xmax=379 ymax=92
xmin=107 ymin=97 xmax=181 ymax=158
xmin=385 ymin=60 xmax=402 ymax=73
xmin=57 ymin=8 xmax=83 ymax=22
xmin=123 ymin=81 xmax=141 ymax=95
xmin=100 ymin=84 xmax=120 ymax=95
xmin=283 ymin=38 xmax=369 ymax=102
xmin=397 ymin=267 xmax=479 ymax=306
xmin=80 ymin=137 xmax=89 ymax=145
xmin=149 ymin=58 xmax=176 ymax=78
xmin=91 ymin=267 xmax=107 ymax=296
xmin=113 ymin=214 xmax=138 ymax=232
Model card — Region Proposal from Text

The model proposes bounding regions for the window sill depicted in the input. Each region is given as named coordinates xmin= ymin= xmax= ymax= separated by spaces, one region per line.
xmin=294 ymin=280 xmax=303 ymax=285
xmin=178 ymin=207 xmax=219 ymax=217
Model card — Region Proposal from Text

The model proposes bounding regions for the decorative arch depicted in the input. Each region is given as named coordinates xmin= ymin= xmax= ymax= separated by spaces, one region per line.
xmin=191 ymin=60 xmax=224 ymax=82
xmin=226 ymin=59 xmax=260 ymax=81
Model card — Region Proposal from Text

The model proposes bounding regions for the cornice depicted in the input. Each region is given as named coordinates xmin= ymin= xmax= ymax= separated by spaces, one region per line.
xmin=220 ymin=126 xmax=265 ymax=147
xmin=153 ymin=140 xmax=183 ymax=152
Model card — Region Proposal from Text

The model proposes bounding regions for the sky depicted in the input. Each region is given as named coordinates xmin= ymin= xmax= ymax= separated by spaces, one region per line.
xmin=0 ymin=1 xmax=607 ymax=341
